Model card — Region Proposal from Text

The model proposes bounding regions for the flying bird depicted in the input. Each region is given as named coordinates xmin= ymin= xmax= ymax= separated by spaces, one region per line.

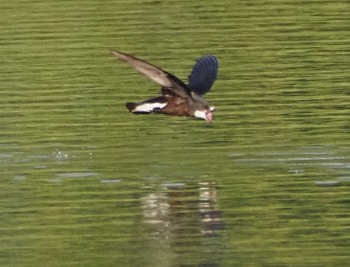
xmin=112 ymin=50 xmax=218 ymax=122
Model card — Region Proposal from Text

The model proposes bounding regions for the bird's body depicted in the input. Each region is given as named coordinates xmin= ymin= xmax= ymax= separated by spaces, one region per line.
xmin=112 ymin=51 xmax=218 ymax=122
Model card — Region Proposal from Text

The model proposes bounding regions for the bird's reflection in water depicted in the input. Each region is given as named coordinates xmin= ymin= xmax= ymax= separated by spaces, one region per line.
xmin=141 ymin=181 xmax=224 ymax=266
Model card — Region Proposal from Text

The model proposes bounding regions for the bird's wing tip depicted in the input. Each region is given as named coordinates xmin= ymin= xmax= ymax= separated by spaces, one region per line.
xmin=111 ymin=50 xmax=120 ymax=56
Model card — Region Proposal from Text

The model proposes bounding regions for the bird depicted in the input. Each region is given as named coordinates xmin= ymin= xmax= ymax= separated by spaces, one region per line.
xmin=111 ymin=50 xmax=218 ymax=123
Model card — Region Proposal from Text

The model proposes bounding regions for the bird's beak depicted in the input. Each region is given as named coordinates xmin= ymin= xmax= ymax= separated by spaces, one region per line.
xmin=206 ymin=111 xmax=213 ymax=123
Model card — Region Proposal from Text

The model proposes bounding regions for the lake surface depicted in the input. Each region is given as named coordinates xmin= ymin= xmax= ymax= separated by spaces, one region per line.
xmin=1 ymin=0 xmax=350 ymax=266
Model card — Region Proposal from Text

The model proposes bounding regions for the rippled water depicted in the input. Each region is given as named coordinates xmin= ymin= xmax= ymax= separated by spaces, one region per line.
xmin=1 ymin=0 xmax=350 ymax=266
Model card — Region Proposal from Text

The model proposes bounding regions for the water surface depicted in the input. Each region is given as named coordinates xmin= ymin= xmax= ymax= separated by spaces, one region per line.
xmin=1 ymin=0 xmax=350 ymax=266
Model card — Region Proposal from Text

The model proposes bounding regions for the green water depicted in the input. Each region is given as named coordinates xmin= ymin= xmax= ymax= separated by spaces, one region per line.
xmin=1 ymin=0 xmax=350 ymax=266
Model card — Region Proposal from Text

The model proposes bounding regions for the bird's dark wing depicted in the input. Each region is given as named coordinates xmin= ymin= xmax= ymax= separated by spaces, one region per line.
xmin=112 ymin=51 xmax=191 ymax=98
xmin=187 ymin=55 xmax=218 ymax=95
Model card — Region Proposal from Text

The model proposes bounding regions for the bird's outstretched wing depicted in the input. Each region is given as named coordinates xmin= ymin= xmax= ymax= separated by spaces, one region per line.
xmin=187 ymin=55 xmax=218 ymax=95
xmin=112 ymin=51 xmax=191 ymax=98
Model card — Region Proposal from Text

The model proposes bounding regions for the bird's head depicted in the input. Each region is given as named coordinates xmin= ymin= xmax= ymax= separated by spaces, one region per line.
xmin=191 ymin=92 xmax=215 ymax=123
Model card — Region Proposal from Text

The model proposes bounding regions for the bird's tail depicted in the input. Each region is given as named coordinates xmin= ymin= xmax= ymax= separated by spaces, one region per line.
xmin=125 ymin=100 xmax=166 ymax=114
xmin=125 ymin=102 xmax=152 ymax=114
xmin=126 ymin=102 xmax=137 ymax=112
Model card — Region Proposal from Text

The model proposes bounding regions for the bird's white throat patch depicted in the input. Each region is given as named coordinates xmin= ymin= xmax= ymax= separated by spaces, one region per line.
xmin=134 ymin=102 xmax=167 ymax=113
xmin=194 ymin=110 xmax=208 ymax=120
